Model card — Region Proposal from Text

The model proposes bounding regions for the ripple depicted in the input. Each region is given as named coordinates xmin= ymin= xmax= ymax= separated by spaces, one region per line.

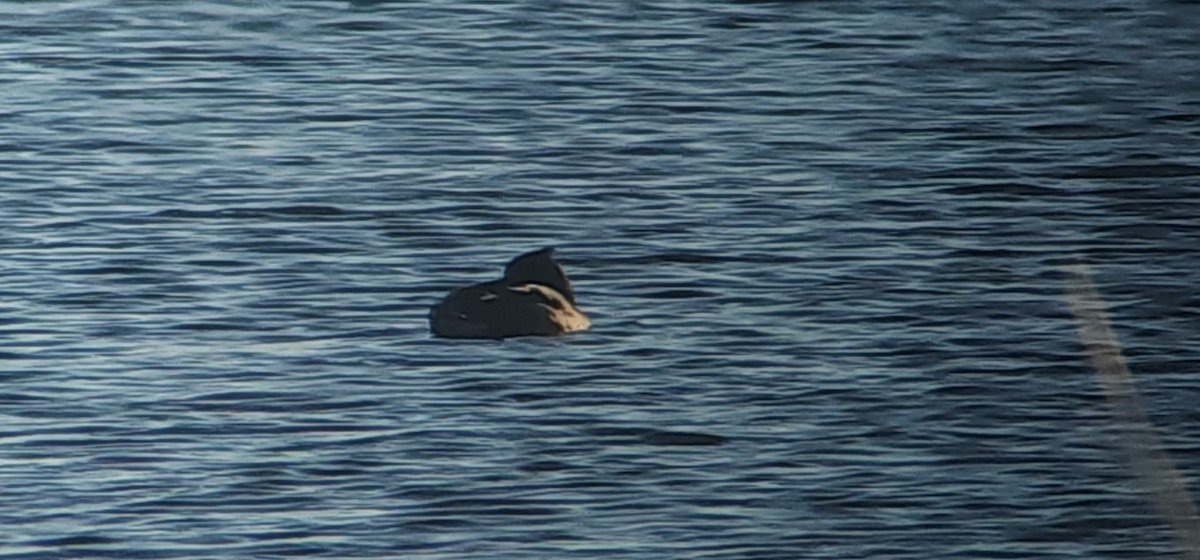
xmin=3 ymin=1 xmax=1199 ymax=559
xmin=1065 ymin=163 xmax=1200 ymax=179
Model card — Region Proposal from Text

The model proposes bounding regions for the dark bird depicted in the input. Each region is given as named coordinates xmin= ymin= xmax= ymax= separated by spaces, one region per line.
xmin=429 ymin=247 xmax=590 ymax=339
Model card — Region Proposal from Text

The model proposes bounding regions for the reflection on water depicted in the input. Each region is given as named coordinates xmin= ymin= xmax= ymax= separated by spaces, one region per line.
xmin=1066 ymin=264 xmax=1200 ymax=560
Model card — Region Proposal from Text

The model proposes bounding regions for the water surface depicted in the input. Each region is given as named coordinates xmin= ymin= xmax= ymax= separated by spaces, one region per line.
xmin=3 ymin=1 xmax=1200 ymax=558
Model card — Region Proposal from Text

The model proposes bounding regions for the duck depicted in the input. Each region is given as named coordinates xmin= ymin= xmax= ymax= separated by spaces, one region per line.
xmin=429 ymin=247 xmax=591 ymax=339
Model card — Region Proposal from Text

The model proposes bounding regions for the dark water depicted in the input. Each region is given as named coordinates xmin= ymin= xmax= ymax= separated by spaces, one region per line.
xmin=4 ymin=1 xmax=1200 ymax=558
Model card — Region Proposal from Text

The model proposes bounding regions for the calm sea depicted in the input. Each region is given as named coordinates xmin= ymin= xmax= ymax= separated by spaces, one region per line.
xmin=3 ymin=1 xmax=1200 ymax=558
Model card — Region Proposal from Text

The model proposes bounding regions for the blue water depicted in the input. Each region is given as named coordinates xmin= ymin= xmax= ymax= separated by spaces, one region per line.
xmin=3 ymin=1 xmax=1200 ymax=558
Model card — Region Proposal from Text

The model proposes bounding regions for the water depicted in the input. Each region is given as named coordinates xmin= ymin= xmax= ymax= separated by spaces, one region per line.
xmin=3 ymin=1 xmax=1200 ymax=558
